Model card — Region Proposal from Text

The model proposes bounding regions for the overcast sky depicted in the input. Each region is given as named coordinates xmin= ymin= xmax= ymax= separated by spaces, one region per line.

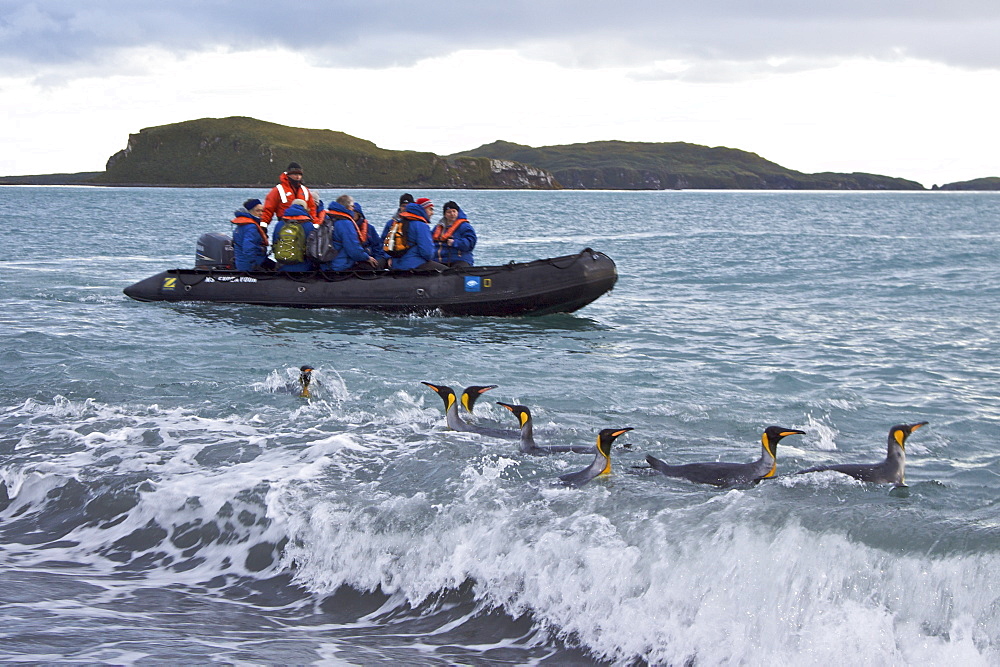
xmin=2 ymin=1 xmax=999 ymax=187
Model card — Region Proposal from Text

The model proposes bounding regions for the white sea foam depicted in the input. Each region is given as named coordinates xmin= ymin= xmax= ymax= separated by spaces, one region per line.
xmin=804 ymin=412 xmax=840 ymax=451
xmin=273 ymin=453 xmax=1000 ymax=664
xmin=1 ymin=391 xmax=994 ymax=665
xmin=0 ymin=395 xmax=369 ymax=584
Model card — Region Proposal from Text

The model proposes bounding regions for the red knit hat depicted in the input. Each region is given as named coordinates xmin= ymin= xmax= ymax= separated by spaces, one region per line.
xmin=416 ymin=197 xmax=433 ymax=208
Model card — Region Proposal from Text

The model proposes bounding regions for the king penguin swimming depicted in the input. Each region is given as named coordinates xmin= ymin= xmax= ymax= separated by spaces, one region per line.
xmin=644 ymin=426 xmax=806 ymax=487
xmin=795 ymin=421 xmax=928 ymax=485
xmin=496 ymin=402 xmax=596 ymax=455
xmin=421 ymin=382 xmax=517 ymax=439
xmin=298 ymin=365 xmax=314 ymax=398
xmin=461 ymin=385 xmax=498 ymax=412
xmin=559 ymin=428 xmax=634 ymax=487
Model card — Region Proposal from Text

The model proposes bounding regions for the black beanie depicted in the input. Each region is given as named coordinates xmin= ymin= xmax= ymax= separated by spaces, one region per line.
xmin=287 ymin=162 xmax=303 ymax=174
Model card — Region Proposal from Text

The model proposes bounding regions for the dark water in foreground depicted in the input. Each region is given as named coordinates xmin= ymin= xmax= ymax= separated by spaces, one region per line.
xmin=2 ymin=186 xmax=999 ymax=664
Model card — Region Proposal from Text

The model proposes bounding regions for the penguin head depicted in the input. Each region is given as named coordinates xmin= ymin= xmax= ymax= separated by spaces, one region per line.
xmin=761 ymin=426 xmax=806 ymax=458
xmin=462 ymin=385 xmax=498 ymax=412
xmin=891 ymin=421 xmax=928 ymax=450
xmin=497 ymin=402 xmax=531 ymax=428
xmin=421 ymin=382 xmax=457 ymax=411
xmin=597 ymin=427 xmax=634 ymax=459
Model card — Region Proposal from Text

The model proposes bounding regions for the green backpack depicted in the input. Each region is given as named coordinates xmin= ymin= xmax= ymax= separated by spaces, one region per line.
xmin=274 ymin=221 xmax=306 ymax=263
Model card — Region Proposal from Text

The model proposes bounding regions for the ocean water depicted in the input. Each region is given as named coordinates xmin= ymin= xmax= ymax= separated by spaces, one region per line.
xmin=2 ymin=186 xmax=999 ymax=665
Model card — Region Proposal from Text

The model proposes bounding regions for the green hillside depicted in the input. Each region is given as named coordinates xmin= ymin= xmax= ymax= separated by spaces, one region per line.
xmin=91 ymin=117 xmax=557 ymax=189
xmin=937 ymin=177 xmax=1000 ymax=191
xmin=451 ymin=140 xmax=925 ymax=190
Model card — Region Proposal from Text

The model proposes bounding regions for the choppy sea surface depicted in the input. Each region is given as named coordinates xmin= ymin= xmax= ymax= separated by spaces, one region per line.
xmin=2 ymin=186 xmax=999 ymax=665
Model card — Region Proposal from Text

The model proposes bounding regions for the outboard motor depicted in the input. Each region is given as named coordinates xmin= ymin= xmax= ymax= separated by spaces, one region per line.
xmin=195 ymin=232 xmax=234 ymax=269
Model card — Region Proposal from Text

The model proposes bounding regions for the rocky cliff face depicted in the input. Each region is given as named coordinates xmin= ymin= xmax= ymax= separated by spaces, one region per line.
xmin=440 ymin=157 xmax=560 ymax=188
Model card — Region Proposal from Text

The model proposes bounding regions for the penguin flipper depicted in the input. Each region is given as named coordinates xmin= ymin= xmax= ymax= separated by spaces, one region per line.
xmin=645 ymin=455 xmax=719 ymax=482
xmin=645 ymin=456 xmax=753 ymax=487
xmin=557 ymin=470 xmax=590 ymax=487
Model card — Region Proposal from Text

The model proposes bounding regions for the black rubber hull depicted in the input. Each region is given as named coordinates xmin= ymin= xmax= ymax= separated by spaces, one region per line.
xmin=123 ymin=249 xmax=617 ymax=316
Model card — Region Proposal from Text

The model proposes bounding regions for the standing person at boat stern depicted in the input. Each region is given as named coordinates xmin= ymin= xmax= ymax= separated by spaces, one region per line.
xmin=432 ymin=201 xmax=476 ymax=267
xmin=261 ymin=162 xmax=318 ymax=227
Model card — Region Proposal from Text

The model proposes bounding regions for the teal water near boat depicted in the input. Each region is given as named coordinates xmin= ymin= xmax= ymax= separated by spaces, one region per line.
xmin=1 ymin=186 xmax=999 ymax=664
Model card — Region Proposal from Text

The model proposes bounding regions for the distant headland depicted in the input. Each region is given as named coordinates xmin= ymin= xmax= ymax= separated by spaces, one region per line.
xmin=1 ymin=116 xmax=996 ymax=191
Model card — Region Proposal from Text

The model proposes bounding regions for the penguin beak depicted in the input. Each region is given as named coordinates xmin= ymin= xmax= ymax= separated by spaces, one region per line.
xmin=780 ymin=429 xmax=806 ymax=437
xmin=611 ymin=428 xmax=634 ymax=437
xmin=898 ymin=421 xmax=928 ymax=449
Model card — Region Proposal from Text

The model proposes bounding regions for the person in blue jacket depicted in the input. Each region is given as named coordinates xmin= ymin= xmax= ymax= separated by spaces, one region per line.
xmin=389 ymin=200 xmax=448 ymax=271
xmin=432 ymin=201 xmax=477 ymax=267
xmin=353 ymin=202 xmax=389 ymax=269
xmin=270 ymin=200 xmax=315 ymax=272
xmin=230 ymin=198 xmax=275 ymax=271
xmin=318 ymin=197 xmax=379 ymax=271
xmin=381 ymin=192 xmax=415 ymax=241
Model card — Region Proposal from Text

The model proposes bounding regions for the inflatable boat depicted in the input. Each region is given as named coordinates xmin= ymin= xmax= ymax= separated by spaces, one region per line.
xmin=123 ymin=246 xmax=618 ymax=316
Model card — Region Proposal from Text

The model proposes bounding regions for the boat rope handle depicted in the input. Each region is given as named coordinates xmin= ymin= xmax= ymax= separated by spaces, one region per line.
xmin=175 ymin=273 xmax=207 ymax=287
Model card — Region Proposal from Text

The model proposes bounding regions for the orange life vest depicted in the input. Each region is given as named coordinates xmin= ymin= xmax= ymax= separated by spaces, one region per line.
xmin=433 ymin=218 xmax=468 ymax=242
xmin=323 ymin=210 xmax=367 ymax=243
xmin=231 ymin=216 xmax=269 ymax=245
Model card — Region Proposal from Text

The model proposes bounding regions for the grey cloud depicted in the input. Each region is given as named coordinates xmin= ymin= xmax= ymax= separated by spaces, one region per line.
xmin=629 ymin=58 xmax=839 ymax=84
xmin=2 ymin=0 xmax=998 ymax=76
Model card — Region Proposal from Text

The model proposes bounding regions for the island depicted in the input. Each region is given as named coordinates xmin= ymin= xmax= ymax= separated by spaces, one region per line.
xmin=1 ymin=116 xmax=996 ymax=190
